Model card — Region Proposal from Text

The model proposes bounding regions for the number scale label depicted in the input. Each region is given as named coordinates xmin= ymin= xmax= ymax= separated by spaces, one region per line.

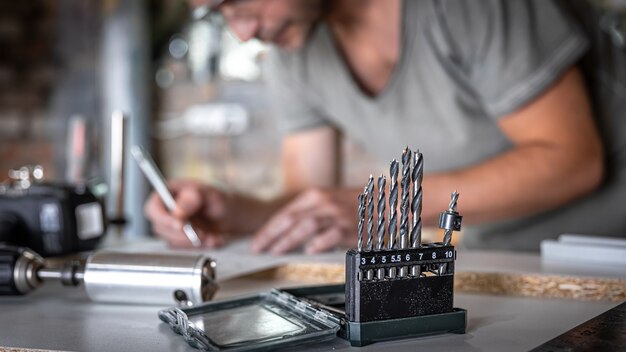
xmin=358 ymin=247 xmax=454 ymax=268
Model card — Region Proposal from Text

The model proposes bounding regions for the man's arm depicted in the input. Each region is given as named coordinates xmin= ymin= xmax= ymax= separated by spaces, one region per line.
xmin=421 ymin=67 xmax=604 ymax=224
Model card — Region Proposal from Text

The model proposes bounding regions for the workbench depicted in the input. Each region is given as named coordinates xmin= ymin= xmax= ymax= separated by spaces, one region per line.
xmin=0 ymin=242 xmax=623 ymax=352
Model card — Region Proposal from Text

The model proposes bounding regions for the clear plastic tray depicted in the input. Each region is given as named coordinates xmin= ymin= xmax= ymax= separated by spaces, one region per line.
xmin=159 ymin=288 xmax=341 ymax=351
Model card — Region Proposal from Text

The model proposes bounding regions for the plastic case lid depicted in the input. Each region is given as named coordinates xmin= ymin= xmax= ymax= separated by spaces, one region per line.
xmin=158 ymin=288 xmax=341 ymax=351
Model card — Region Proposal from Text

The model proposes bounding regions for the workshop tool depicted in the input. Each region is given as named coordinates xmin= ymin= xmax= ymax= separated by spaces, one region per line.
xmin=0 ymin=245 xmax=218 ymax=305
xmin=409 ymin=151 xmax=423 ymax=277
xmin=345 ymin=147 xmax=466 ymax=346
xmin=437 ymin=191 xmax=462 ymax=275
xmin=131 ymin=145 xmax=202 ymax=247
xmin=365 ymin=176 xmax=374 ymax=252
xmin=375 ymin=175 xmax=387 ymax=280
xmin=159 ymin=147 xmax=466 ymax=350
xmin=357 ymin=194 xmax=365 ymax=252
xmin=399 ymin=147 xmax=412 ymax=251
xmin=387 ymin=160 xmax=398 ymax=250
xmin=159 ymin=148 xmax=467 ymax=351
xmin=0 ymin=166 xmax=105 ymax=256
xmin=441 ymin=191 xmax=460 ymax=245
xmin=410 ymin=151 xmax=423 ymax=248
xmin=375 ymin=175 xmax=386 ymax=251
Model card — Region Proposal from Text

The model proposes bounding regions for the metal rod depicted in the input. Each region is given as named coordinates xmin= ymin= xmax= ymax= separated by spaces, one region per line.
xmin=388 ymin=159 xmax=399 ymax=250
xmin=376 ymin=175 xmax=386 ymax=250
xmin=399 ymin=147 xmax=412 ymax=250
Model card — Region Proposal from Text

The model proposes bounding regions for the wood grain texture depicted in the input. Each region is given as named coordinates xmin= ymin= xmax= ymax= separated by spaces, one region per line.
xmin=251 ymin=263 xmax=626 ymax=302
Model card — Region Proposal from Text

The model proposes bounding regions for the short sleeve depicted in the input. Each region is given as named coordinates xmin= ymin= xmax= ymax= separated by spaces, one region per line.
xmin=263 ymin=47 xmax=331 ymax=134
xmin=441 ymin=0 xmax=589 ymax=119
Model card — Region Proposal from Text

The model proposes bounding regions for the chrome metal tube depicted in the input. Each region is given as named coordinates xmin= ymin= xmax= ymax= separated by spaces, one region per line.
xmin=83 ymin=251 xmax=217 ymax=306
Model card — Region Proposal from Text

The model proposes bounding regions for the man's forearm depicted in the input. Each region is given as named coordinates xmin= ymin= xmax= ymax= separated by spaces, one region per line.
xmin=420 ymin=68 xmax=604 ymax=227
xmin=421 ymin=143 xmax=603 ymax=226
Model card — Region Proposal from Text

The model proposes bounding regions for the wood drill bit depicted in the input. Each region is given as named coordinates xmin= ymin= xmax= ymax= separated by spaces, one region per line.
xmin=357 ymin=193 xmax=365 ymax=252
xmin=366 ymin=176 xmax=375 ymax=251
xmin=442 ymin=191 xmax=459 ymax=245
xmin=410 ymin=151 xmax=423 ymax=248
xmin=399 ymin=147 xmax=412 ymax=249
xmin=388 ymin=159 xmax=399 ymax=250
xmin=376 ymin=175 xmax=386 ymax=250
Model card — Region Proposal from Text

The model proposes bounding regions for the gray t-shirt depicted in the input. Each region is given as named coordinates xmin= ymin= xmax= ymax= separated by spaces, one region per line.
xmin=264 ymin=0 xmax=626 ymax=251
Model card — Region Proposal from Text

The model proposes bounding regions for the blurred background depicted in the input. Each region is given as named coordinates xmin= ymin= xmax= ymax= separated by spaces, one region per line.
xmin=0 ymin=0 xmax=379 ymax=239
xmin=0 ymin=0 xmax=623 ymax=240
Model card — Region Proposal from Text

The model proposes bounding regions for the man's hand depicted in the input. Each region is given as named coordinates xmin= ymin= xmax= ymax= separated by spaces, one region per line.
xmin=144 ymin=180 xmax=230 ymax=248
xmin=251 ymin=188 xmax=358 ymax=254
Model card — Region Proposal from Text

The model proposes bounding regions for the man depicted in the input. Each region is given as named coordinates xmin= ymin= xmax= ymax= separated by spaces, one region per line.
xmin=146 ymin=0 xmax=626 ymax=252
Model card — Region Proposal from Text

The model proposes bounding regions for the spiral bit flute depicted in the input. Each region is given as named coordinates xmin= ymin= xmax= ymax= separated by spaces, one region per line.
xmin=388 ymin=159 xmax=399 ymax=250
xmin=357 ymin=193 xmax=365 ymax=252
xmin=410 ymin=151 xmax=423 ymax=248
xmin=365 ymin=176 xmax=375 ymax=251
xmin=442 ymin=191 xmax=459 ymax=245
xmin=399 ymin=147 xmax=412 ymax=249
xmin=376 ymin=175 xmax=386 ymax=250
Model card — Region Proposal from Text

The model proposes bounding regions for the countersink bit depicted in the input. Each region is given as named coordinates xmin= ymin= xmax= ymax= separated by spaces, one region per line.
xmin=442 ymin=191 xmax=460 ymax=245
xmin=399 ymin=147 xmax=412 ymax=250
xmin=376 ymin=175 xmax=386 ymax=250
xmin=366 ymin=176 xmax=375 ymax=251
xmin=357 ymin=194 xmax=365 ymax=252
xmin=388 ymin=159 xmax=399 ymax=250
xmin=437 ymin=191 xmax=462 ymax=275
xmin=410 ymin=151 xmax=423 ymax=248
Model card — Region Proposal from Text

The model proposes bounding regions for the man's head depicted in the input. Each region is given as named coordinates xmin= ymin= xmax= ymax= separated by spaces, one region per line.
xmin=202 ymin=0 xmax=327 ymax=50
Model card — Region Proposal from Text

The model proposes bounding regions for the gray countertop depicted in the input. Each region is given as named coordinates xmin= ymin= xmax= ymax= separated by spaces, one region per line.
xmin=0 ymin=246 xmax=622 ymax=352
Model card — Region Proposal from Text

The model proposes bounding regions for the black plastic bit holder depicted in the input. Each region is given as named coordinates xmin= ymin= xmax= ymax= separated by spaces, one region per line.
xmin=344 ymin=244 xmax=467 ymax=346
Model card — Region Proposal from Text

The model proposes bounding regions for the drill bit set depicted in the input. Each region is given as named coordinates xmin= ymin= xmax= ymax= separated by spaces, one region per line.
xmin=345 ymin=147 xmax=466 ymax=346
xmin=158 ymin=148 xmax=466 ymax=351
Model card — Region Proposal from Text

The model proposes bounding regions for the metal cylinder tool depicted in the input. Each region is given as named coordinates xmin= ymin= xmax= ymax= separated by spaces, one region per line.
xmin=83 ymin=250 xmax=216 ymax=305
xmin=0 ymin=245 xmax=217 ymax=306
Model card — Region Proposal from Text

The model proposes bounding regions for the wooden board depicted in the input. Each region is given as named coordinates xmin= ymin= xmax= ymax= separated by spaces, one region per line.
xmin=249 ymin=263 xmax=626 ymax=302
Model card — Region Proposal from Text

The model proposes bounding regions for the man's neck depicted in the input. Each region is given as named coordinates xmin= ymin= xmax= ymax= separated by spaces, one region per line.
xmin=327 ymin=0 xmax=395 ymax=33
xmin=325 ymin=0 xmax=402 ymax=96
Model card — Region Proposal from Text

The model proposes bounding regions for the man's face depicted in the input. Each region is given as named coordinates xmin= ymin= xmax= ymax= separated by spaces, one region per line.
xmin=215 ymin=0 xmax=325 ymax=50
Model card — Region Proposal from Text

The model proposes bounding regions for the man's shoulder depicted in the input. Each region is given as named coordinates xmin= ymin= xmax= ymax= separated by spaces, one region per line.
xmin=264 ymin=24 xmax=334 ymax=83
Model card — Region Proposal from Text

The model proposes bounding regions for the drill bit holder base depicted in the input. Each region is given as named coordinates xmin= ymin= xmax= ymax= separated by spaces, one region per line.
xmin=344 ymin=308 xmax=467 ymax=347
xmin=344 ymin=244 xmax=466 ymax=346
